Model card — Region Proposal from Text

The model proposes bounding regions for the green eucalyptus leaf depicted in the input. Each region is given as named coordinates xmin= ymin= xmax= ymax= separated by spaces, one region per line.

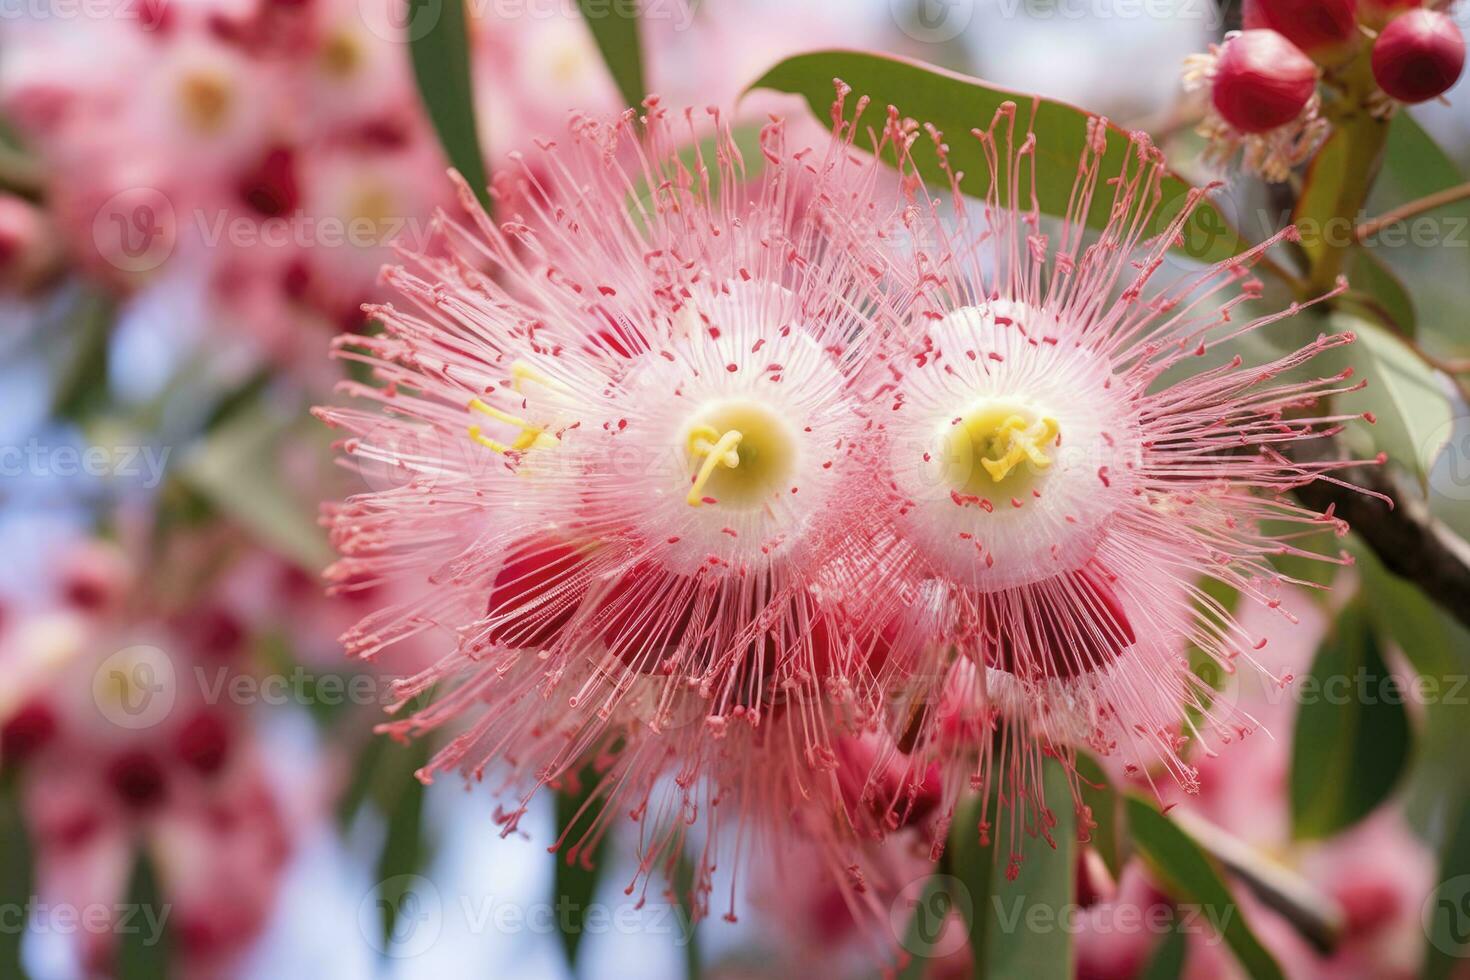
xmin=1329 ymin=313 xmax=1454 ymax=484
xmin=179 ymin=403 xmax=334 ymax=572
xmin=895 ymin=874 xmax=964 ymax=980
xmin=1364 ymin=112 xmax=1470 ymax=358
xmin=941 ymin=760 xmax=1076 ymax=979
xmin=116 ymin=849 xmax=171 ymax=980
xmin=408 ymin=0 xmax=491 ymax=209
xmin=576 ymin=0 xmax=646 ymax=110
xmin=1139 ymin=917 xmax=1188 ymax=980
xmin=985 ymin=762 xmax=1076 ymax=980
xmin=1075 ymin=753 xmax=1125 ymax=880
xmin=746 ymin=50 xmax=1249 ymax=264
xmin=0 ymin=778 xmax=32 ymax=980
xmin=372 ymin=738 xmax=434 ymax=952
xmin=553 ymin=766 xmax=613 ymax=970
xmin=1125 ymin=796 xmax=1284 ymax=980
xmin=1289 ymin=601 xmax=1412 ymax=839
xmin=1343 ymin=250 xmax=1416 ymax=337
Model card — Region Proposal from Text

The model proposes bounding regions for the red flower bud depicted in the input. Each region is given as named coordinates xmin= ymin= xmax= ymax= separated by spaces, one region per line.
xmin=1211 ymin=30 xmax=1320 ymax=134
xmin=177 ymin=709 xmax=233 ymax=777
xmin=1244 ymin=0 xmax=1359 ymax=59
xmin=1372 ymin=9 xmax=1466 ymax=104
xmin=1 ymin=700 xmax=57 ymax=769
xmin=236 ymin=144 xmax=300 ymax=218
xmin=0 ymin=194 xmax=62 ymax=294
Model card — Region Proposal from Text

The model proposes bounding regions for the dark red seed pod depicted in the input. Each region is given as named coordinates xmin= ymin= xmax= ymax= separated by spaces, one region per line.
xmin=1212 ymin=30 xmax=1320 ymax=134
xmin=106 ymin=749 xmax=169 ymax=810
xmin=1372 ymin=10 xmax=1466 ymax=104
xmin=177 ymin=709 xmax=233 ymax=777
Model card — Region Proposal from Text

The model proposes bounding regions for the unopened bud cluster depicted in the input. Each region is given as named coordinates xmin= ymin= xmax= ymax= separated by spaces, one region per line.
xmin=1184 ymin=0 xmax=1465 ymax=180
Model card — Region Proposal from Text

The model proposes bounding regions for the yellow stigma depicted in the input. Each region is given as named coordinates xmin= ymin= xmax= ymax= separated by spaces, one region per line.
xmin=940 ymin=401 xmax=1060 ymax=497
xmin=464 ymin=360 xmax=568 ymax=455
xmin=177 ymin=71 xmax=233 ymax=135
xmin=686 ymin=426 xmax=743 ymax=506
xmin=466 ymin=398 xmax=557 ymax=454
xmin=978 ymin=414 xmax=1058 ymax=482
xmin=681 ymin=400 xmax=795 ymax=509
xmin=348 ymin=184 xmax=395 ymax=237
xmin=321 ymin=31 xmax=363 ymax=78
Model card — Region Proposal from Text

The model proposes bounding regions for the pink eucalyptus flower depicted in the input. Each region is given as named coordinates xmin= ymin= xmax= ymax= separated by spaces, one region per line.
xmin=0 ymin=539 xmax=291 ymax=979
xmin=318 ymin=100 xmax=921 ymax=919
xmin=844 ymin=99 xmax=1372 ymax=868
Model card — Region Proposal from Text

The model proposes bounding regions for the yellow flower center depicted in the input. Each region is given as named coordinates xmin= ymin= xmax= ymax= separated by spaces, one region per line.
xmin=177 ymin=71 xmax=233 ymax=135
xmin=939 ymin=400 xmax=1059 ymax=499
xmin=683 ymin=400 xmax=794 ymax=509
xmin=321 ymin=31 xmax=364 ymax=78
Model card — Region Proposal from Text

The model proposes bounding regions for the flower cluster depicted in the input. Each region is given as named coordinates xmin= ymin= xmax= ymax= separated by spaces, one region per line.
xmin=319 ymin=89 xmax=1373 ymax=940
xmin=0 ymin=0 xmax=451 ymax=369
xmin=1183 ymin=0 xmax=1466 ymax=181
xmin=0 ymin=537 xmax=292 ymax=979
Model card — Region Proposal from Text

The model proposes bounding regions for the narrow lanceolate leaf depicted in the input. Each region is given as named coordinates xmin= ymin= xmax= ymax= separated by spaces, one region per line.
xmin=1328 ymin=313 xmax=1454 ymax=484
xmin=553 ymin=766 xmax=613 ymax=969
xmin=896 ymin=875 xmax=961 ymax=980
xmin=180 ymin=402 xmax=334 ymax=572
xmin=0 ymin=778 xmax=33 ymax=979
xmin=1378 ymin=111 xmax=1464 ymax=201
xmin=945 ymin=788 xmax=997 ymax=975
xmin=1139 ymin=918 xmax=1188 ymax=980
xmin=1343 ymin=250 xmax=1416 ymax=337
xmin=1290 ymin=600 xmax=1412 ymax=840
xmin=407 ymin=0 xmax=491 ymax=208
xmin=374 ymin=738 xmax=434 ymax=952
xmin=576 ymin=0 xmax=646 ymax=110
xmin=984 ymin=761 xmax=1076 ymax=980
xmin=746 ymin=50 xmax=1249 ymax=264
xmin=943 ymin=760 xmax=1076 ymax=979
xmin=1352 ymin=540 xmax=1470 ymax=830
xmin=116 ymin=849 xmax=171 ymax=980
xmin=1125 ymin=796 xmax=1285 ymax=980
xmin=50 ymin=287 xmax=115 ymax=422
